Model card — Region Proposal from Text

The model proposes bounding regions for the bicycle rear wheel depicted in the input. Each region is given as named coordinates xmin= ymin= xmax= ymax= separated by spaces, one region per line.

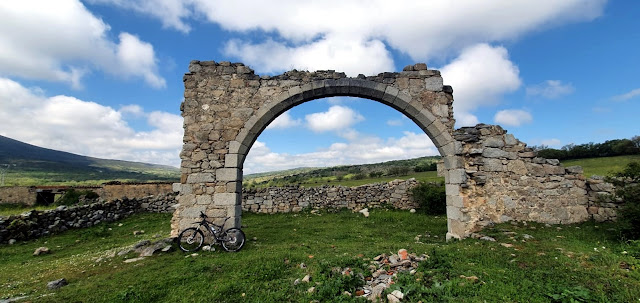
xmin=178 ymin=227 xmax=204 ymax=252
xmin=221 ymin=228 xmax=245 ymax=252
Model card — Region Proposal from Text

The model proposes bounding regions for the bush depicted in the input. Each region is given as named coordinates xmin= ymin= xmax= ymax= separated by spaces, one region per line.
xmin=56 ymin=189 xmax=99 ymax=206
xmin=411 ymin=182 xmax=446 ymax=215
xmin=607 ymin=161 xmax=640 ymax=240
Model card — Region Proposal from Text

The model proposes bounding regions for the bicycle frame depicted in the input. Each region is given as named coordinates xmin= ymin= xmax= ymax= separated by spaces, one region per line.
xmin=194 ymin=214 xmax=231 ymax=243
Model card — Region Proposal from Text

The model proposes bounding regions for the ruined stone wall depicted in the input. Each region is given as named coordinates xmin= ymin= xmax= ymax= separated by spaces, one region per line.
xmin=0 ymin=187 xmax=36 ymax=205
xmin=586 ymin=176 xmax=619 ymax=221
xmin=454 ymin=124 xmax=603 ymax=232
xmin=243 ymin=179 xmax=419 ymax=213
xmin=98 ymin=183 xmax=174 ymax=201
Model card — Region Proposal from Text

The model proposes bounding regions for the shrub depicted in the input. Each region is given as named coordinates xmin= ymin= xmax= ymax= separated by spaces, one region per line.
xmin=411 ymin=182 xmax=446 ymax=215
xmin=606 ymin=161 xmax=640 ymax=240
xmin=55 ymin=189 xmax=99 ymax=206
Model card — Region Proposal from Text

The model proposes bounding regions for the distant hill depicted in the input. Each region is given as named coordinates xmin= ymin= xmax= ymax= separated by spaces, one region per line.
xmin=0 ymin=135 xmax=180 ymax=186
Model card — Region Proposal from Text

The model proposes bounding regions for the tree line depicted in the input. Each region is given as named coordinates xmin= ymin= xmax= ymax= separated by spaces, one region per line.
xmin=533 ymin=136 xmax=640 ymax=160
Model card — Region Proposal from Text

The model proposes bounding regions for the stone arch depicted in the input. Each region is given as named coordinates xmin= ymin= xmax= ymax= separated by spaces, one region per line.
xmin=173 ymin=61 xmax=468 ymax=240
xmin=175 ymin=60 xmax=594 ymax=241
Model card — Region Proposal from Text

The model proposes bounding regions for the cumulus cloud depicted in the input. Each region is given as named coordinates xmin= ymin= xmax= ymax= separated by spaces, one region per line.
xmin=611 ymin=88 xmax=640 ymax=101
xmin=494 ymin=109 xmax=533 ymax=127
xmin=244 ymin=131 xmax=439 ymax=174
xmin=0 ymin=0 xmax=165 ymax=88
xmin=266 ymin=112 xmax=302 ymax=130
xmin=440 ymin=44 xmax=522 ymax=126
xmin=305 ymin=105 xmax=364 ymax=132
xmin=0 ymin=78 xmax=181 ymax=166
xmin=92 ymin=0 xmax=605 ymax=76
xmin=224 ymin=36 xmax=394 ymax=76
xmin=526 ymin=80 xmax=575 ymax=99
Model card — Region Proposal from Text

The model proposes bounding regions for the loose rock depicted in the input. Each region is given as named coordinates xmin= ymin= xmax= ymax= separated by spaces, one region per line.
xmin=47 ymin=278 xmax=68 ymax=290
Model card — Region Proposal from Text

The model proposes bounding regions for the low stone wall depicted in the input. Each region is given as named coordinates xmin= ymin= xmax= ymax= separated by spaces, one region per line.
xmin=97 ymin=183 xmax=174 ymax=201
xmin=0 ymin=193 xmax=177 ymax=244
xmin=242 ymin=179 xmax=420 ymax=213
xmin=0 ymin=186 xmax=36 ymax=205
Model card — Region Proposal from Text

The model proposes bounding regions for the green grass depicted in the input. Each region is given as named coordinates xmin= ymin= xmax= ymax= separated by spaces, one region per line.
xmin=562 ymin=155 xmax=640 ymax=177
xmin=2 ymin=211 xmax=639 ymax=302
xmin=0 ymin=203 xmax=58 ymax=217
xmin=297 ymin=171 xmax=443 ymax=188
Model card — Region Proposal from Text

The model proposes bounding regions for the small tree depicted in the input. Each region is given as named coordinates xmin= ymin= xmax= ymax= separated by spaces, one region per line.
xmin=410 ymin=182 xmax=446 ymax=215
xmin=607 ymin=161 xmax=640 ymax=239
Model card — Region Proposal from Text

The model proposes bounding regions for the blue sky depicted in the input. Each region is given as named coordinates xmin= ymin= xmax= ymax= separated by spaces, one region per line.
xmin=0 ymin=1 xmax=638 ymax=174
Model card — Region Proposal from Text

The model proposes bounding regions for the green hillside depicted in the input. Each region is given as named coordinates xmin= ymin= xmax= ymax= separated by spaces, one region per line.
xmin=0 ymin=135 xmax=179 ymax=186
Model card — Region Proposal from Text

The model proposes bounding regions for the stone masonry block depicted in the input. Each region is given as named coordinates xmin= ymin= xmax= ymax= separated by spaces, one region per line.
xmin=443 ymin=156 xmax=463 ymax=169
xmin=180 ymin=205 xmax=207 ymax=219
xmin=404 ymin=99 xmax=423 ymax=120
xmin=445 ymin=184 xmax=460 ymax=196
xmin=447 ymin=195 xmax=464 ymax=208
xmin=186 ymin=173 xmax=215 ymax=184
xmin=426 ymin=120 xmax=447 ymax=140
xmin=216 ymin=168 xmax=241 ymax=182
xmin=446 ymin=205 xmax=466 ymax=221
xmin=447 ymin=169 xmax=467 ymax=184
xmin=382 ymin=85 xmax=399 ymax=105
xmin=228 ymin=141 xmax=248 ymax=155
xmin=196 ymin=195 xmax=212 ymax=205
xmin=391 ymin=92 xmax=411 ymax=111
xmin=414 ymin=108 xmax=436 ymax=128
xmin=424 ymin=76 xmax=443 ymax=91
xmin=446 ymin=218 xmax=467 ymax=240
xmin=224 ymin=153 xmax=244 ymax=168
xmin=214 ymin=193 xmax=240 ymax=206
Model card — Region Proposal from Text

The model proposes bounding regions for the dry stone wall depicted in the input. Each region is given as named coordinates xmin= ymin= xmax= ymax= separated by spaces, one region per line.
xmin=0 ymin=194 xmax=177 ymax=244
xmin=243 ymin=179 xmax=419 ymax=213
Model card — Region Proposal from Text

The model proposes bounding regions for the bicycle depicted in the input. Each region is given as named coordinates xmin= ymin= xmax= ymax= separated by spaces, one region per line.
xmin=177 ymin=211 xmax=246 ymax=252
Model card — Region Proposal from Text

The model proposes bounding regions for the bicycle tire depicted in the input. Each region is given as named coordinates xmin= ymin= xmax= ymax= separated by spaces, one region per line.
xmin=178 ymin=227 xmax=204 ymax=252
xmin=221 ymin=228 xmax=245 ymax=252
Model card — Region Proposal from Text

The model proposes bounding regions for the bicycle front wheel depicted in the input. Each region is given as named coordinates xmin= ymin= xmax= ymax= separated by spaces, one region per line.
xmin=221 ymin=228 xmax=245 ymax=252
xmin=178 ymin=227 xmax=204 ymax=252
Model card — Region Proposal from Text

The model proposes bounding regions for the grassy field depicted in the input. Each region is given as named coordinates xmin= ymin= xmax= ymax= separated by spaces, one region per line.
xmin=561 ymin=155 xmax=640 ymax=178
xmin=1 ymin=211 xmax=639 ymax=302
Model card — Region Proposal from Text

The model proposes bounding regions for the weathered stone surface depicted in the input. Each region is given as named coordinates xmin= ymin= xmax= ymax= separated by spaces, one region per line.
xmin=47 ymin=278 xmax=68 ymax=290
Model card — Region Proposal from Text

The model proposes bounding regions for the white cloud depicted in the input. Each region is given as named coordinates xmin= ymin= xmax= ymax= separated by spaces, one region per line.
xmin=454 ymin=112 xmax=480 ymax=127
xmin=305 ymin=105 xmax=364 ymax=132
xmin=526 ymin=80 xmax=575 ymax=99
xmin=440 ymin=44 xmax=522 ymax=125
xmin=0 ymin=0 xmax=165 ymax=88
xmin=0 ymin=78 xmax=181 ymax=166
xmin=612 ymin=88 xmax=640 ymax=101
xmin=224 ymin=36 xmax=394 ymax=76
xmin=494 ymin=109 xmax=533 ymax=127
xmin=87 ymin=0 xmax=193 ymax=33
xmin=244 ymin=131 xmax=439 ymax=174
xmin=266 ymin=112 xmax=302 ymax=130
xmin=93 ymin=0 xmax=605 ymax=76
xmin=541 ymin=138 xmax=562 ymax=147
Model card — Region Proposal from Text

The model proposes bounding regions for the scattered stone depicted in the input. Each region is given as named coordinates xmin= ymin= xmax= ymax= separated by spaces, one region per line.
xmin=161 ymin=245 xmax=173 ymax=252
xmin=133 ymin=230 xmax=145 ymax=236
xmin=501 ymin=243 xmax=514 ymax=248
xmin=33 ymin=247 xmax=50 ymax=256
xmin=47 ymin=278 xmax=68 ymax=290
xmin=133 ymin=240 xmax=151 ymax=249
xmin=398 ymin=249 xmax=408 ymax=260
xmin=387 ymin=293 xmax=401 ymax=303
xmin=293 ymin=279 xmax=300 ymax=285
xmin=252 ymin=237 xmax=258 ymax=241
xmin=202 ymin=245 xmax=213 ymax=252
xmin=523 ymin=234 xmax=534 ymax=240
xmin=123 ymin=257 xmax=145 ymax=263
xmin=409 ymin=209 xmax=416 ymax=213
xmin=391 ymin=290 xmax=404 ymax=299
xmin=480 ymin=236 xmax=496 ymax=242
xmin=299 ymin=263 xmax=306 ymax=269
xmin=307 ymin=287 xmax=315 ymax=293
xmin=359 ymin=208 xmax=370 ymax=217
xmin=302 ymin=274 xmax=311 ymax=283
xmin=8 ymin=239 xmax=16 ymax=245
xmin=460 ymin=275 xmax=479 ymax=283
xmin=344 ymin=291 xmax=352 ymax=296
